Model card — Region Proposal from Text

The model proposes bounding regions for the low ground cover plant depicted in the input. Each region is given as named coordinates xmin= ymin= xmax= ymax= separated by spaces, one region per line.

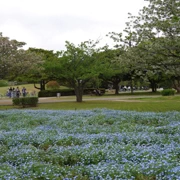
xmin=0 ymin=109 xmax=179 ymax=179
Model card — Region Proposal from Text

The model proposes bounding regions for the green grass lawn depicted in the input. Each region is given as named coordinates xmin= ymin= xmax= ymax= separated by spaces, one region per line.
xmin=35 ymin=98 xmax=180 ymax=112
xmin=1 ymin=95 xmax=179 ymax=112
xmin=0 ymin=84 xmax=179 ymax=112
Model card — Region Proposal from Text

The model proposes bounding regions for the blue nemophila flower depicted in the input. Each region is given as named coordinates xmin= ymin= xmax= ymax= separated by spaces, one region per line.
xmin=0 ymin=109 xmax=179 ymax=179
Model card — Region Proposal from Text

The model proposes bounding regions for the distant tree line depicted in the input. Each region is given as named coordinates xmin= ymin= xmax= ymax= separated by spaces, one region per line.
xmin=0 ymin=0 xmax=179 ymax=102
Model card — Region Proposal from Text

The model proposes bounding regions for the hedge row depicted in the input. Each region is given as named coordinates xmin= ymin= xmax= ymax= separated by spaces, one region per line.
xmin=38 ymin=88 xmax=106 ymax=97
xmin=38 ymin=89 xmax=75 ymax=97
xmin=12 ymin=97 xmax=38 ymax=108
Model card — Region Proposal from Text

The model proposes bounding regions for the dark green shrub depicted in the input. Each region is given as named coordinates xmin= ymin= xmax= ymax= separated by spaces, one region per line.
xmin=38 ymin=89 xmax=75 ymax=97
xmin=161 ymin=89 xmax=176 ymax=96
xmin=38 ymin=88 xmax=105 ymax=97
xmin=0 ymin=80 xmax=8 ymax=87
xmin=12 ymin=97 xmax=38 ymax=107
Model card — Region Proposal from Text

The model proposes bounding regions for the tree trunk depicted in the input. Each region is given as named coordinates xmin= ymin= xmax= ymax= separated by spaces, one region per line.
xmin=34 ymin=80 xmax=46 ymax=91
xmin=130 ymin=79 xmax=134 ymax=94
xmin=172 ymin=80 xmax=180 ymax=94
xmin=150 ymin=80 xmax=157 ymax=92
xmin=112 ymin=78 xmax=121 ymax=95
xmin=40 ymin=80 xmax=46 ymax=90
xmin=114 ymin=83 xmax=119 ymax=95
xmin=74 ymin=84 xmax=83 ymax=102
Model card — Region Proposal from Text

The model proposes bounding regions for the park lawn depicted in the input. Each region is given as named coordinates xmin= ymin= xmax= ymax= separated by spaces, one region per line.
xmin=1 ymin=95 xmax=179 ymax=112
xmin=25 ymin=95 xmax=180 ymax=112
xmin=128 ymin=95 xmax=180 ymax=101
xmin=34 ymin=100 xmax=180 ymax=112
xmin=0 ymin=90 xmax=179 ymax=112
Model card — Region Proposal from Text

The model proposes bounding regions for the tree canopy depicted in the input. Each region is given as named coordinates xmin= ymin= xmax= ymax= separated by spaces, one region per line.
xmin=45 ymin=40 xmax=107 ymax=102
xmin=0 ymin=33 xmax=43 ymax=82
xmin=1 ymin=0 xmax=180 ymax=100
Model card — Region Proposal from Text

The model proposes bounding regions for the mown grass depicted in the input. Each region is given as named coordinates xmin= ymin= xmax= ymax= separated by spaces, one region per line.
xmin=35 ymin=99 xmax=180 ymax=112
xmin=1 ymin=95 xmax=179 ymax=112
xmin=0 ymin=84 xmax=179 ymax=112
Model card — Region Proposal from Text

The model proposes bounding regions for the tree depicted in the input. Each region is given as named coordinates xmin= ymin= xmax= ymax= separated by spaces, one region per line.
xmin=46 ymin=40 xmax=104 ymax=102
xmin=108 ymin=19 xmax=144 ymax=94
xmin=28 ymin=48 xmax=61 ymax=90
xmin=98 ymin=48 xmax=128 ymax=94
xmin=108 ymin=0 xmax=180 ymax=93
xmin=0 ymin=33 xmax=44 ymax=84
xmin=7 ymin=49 xmax=43 ymax=82
xmin=0 ymin=32 xmax=25 ymax=79
xmin=131 ymin=0 xmax=180 ymax=92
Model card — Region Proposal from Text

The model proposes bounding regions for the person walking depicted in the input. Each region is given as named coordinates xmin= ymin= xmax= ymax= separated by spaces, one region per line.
xmin=16 ymin=87 xmax=20 ymax=98
xmin=9 ymin=87 xmax=12 ymax=98
xmin=22 ymin=87 xmax=26 ymax=97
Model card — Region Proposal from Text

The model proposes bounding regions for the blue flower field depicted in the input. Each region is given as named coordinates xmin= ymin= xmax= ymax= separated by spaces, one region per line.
xmin=0 ymin=109 xmax=179 ymax=179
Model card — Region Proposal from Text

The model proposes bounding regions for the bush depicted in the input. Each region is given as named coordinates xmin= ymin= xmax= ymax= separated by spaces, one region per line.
xmin=161 ymin=89 xmax=176 ymax=96
xmin=12 ymin=97 xmax=38 ymax=107
xmin=38 ymin=88 xmax=105 ymax=97
xmin=0 ymin=80 xmax=8 ymax=87
xmin=46 ymin=81 xmax=60 ymax=90
xmin=38 ymin=89 xmax=75 ymax=97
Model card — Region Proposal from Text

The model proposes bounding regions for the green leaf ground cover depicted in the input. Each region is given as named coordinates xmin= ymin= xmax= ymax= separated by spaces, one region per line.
xmin=0 ymin=109 xmax=179 ymax=179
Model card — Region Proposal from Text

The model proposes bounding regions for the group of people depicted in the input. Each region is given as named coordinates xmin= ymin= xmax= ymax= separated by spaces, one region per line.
xmin=7 ymin=87 xmax=27 ymax=98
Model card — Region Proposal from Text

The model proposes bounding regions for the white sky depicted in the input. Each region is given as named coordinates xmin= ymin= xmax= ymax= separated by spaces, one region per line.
xmin=0 ymin=0 xmax=148 ymax=51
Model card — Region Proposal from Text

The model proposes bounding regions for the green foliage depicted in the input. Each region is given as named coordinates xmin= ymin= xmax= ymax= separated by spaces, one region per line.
xmin=45 ymin=40 xmax=106 ymax=102
xmin=38 ymin=88 xmax=105 ymax=97
xmin=28 ymin=48 xmax=61 ymax=86
xmin=12 ymin=97 xmax=38 ymax=107
xmin=0 ymin=80 xmax=8 ymax=87
xmin=0 ymin=33 xmax=26 ymax=80
xmin=38 ymin=89 xmax=75 ymax=97
xmin=46 ymin=81 xmax=60 ymax=90
xmin=161 ymin=89 xmax=176 ymax=96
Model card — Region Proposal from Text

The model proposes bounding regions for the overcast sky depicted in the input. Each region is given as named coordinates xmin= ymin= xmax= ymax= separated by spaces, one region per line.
xmin=0 ymin=0 xmax=148 ymax=51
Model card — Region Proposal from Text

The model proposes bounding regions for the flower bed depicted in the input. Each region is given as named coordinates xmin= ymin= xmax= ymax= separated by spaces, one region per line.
xmin=0 ymin=109 xmax=179 ymax=179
